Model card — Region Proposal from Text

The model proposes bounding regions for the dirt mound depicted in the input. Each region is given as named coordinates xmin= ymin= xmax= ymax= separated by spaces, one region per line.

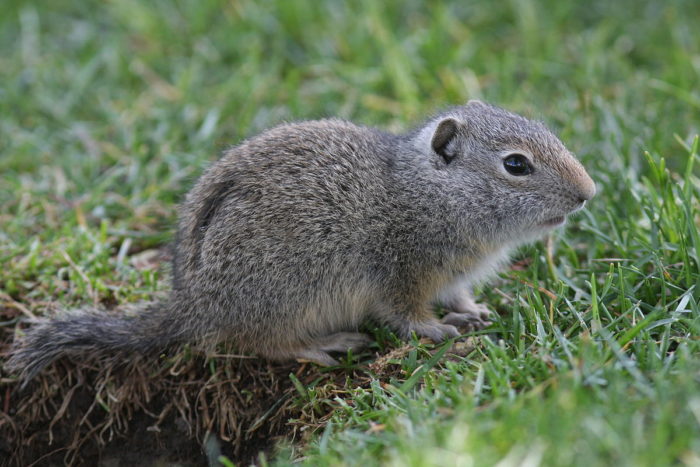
xmin=0 ymin=337 xmax=433 ymax=466
xmin=2 ymin=345 xmax=321 ymax=466
xmin=1 ymin=301 xmax=476 ymax=466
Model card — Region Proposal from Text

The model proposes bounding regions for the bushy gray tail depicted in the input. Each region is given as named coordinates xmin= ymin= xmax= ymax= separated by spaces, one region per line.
xmin=6 ymin=301 xmax=185 ymax=384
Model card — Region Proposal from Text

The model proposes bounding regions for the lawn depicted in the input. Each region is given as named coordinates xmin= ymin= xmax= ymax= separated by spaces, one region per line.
xmin=1 ymin=0 xmax=699 ymax=465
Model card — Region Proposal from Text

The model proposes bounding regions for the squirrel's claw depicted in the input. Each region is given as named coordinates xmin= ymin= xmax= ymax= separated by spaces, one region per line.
xmin=441 ymin=312 xmax=491 ymax=331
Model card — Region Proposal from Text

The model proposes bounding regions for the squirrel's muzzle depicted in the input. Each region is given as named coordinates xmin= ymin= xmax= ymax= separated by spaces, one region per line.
xmin=570 ymin=161 xmax=596 ymax=203
xmin=577 ymin=173 xmax=596 ymax=202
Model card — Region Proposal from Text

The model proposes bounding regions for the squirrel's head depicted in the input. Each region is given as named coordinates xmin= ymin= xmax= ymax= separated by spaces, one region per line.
xmin=411 ymin=100 xmax=595 ymax=245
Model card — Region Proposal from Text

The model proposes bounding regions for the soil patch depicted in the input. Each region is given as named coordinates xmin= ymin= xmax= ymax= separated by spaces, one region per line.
xmin=1 ymin=348 xmax=317 ymax=466
xmin=1 ymin=304 xmax=478 ymax=466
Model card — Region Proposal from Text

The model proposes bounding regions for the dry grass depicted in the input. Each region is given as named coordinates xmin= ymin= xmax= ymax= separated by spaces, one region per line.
xmin=1 ymin=308 xmax=472 ymax=466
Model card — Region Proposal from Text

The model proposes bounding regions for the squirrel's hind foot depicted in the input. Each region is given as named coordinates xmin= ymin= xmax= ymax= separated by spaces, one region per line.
xmin=294 ymin=332 xmax=372 ymax=366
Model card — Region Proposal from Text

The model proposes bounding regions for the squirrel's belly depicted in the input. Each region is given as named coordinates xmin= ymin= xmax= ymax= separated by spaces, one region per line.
xmin=297 ymin=281 xmax=378 ymax=336
xmin=437 ymin=247 xmax=513 ymax=298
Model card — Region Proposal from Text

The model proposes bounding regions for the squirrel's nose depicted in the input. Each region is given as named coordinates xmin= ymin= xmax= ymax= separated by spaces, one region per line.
xmin=576 ymin=171 xmax=596 ymax=202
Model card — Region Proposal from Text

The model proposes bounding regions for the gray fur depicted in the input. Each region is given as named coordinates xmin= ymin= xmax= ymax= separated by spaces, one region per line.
xmin=6 ymin=100 xmax=595 ymax=382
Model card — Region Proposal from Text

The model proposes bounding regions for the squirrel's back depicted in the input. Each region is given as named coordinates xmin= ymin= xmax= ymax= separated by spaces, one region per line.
xmin=173 ymin=119 xmax=399 ymax=291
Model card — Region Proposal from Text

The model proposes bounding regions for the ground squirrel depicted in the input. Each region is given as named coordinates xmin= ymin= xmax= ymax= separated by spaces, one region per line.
xmin=7 ymin=100 xmax=595 ymax=382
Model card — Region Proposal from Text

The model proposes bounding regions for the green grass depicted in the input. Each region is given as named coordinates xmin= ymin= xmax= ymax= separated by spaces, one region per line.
xmin=1 ymin=0 xmax=699 ymax=465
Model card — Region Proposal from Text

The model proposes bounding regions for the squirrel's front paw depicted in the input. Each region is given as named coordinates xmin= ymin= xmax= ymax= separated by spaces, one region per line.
xmin=442 ymin=298 xmax=492 ymax=321
xmin=405 ymin=320 xmax=459 ymax=342
xmin=441 ymin=312 xmax=490 ymax=331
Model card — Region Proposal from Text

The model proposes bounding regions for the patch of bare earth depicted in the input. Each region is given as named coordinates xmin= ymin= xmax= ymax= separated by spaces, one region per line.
xmin=1 ymin=304 xmax=479 ymax=466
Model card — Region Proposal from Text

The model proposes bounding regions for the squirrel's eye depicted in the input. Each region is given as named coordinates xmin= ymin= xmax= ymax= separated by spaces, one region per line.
xmin=503 ymin=154 xmax=533 ymax=176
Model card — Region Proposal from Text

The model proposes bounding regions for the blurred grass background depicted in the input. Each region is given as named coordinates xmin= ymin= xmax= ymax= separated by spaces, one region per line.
xmin=1 ymin=0 xmax=699 ymax=465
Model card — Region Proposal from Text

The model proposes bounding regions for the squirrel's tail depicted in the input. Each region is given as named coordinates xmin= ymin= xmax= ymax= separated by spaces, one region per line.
xmin=6 ymin=301 xmax=185 ymax=385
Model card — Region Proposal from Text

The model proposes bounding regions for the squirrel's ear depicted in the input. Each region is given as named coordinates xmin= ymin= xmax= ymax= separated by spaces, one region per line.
xmin=431 ymin=118 xmax=459 ymax=164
